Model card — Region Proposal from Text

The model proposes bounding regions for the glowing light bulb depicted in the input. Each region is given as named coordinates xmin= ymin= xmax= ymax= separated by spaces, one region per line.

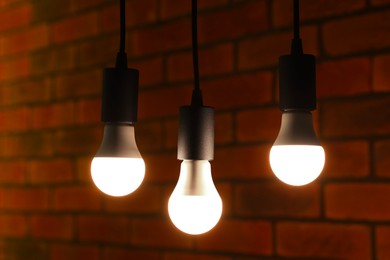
xmin=168 ymin=160 xmax=222 ymax=235
xmin=270 ymin=111 xmax=325 ymax=186
xmin=91 ymin=124 xmax=145 ymax=196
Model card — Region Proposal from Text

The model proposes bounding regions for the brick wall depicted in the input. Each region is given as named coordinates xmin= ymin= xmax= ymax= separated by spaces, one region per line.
xmin=0 ymin=0 xmax=389 ymax=259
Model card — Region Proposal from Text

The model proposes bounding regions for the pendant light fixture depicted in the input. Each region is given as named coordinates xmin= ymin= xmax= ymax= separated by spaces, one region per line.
xmin=91 ymin=0 xmax=145 ymax=197
xmin=269 ymin=0 xmax=325 ymax=186
xmin=168 ymin=0 xmax=222 ymax=235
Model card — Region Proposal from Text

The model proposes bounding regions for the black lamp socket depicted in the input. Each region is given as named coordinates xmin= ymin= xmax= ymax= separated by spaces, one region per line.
xmin=278 ymin=54 xmax=316 ymax=111
xmin=177 ymin=105 xmax=214 ymax=161
xmin=101 ymin=67 xmax=139 ymax=124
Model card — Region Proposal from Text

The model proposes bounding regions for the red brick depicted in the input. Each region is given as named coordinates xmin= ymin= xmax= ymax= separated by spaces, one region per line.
xmin=129 ymin=57 xmax=164 ymax=87
xmin=323 ymin=10 xmax=390 ymax=56
xmin=237 ymin=108 xmax=280 ymax=143
xmin=317 ymin=57 xmax=371 ymax=97
xmin=55 ymin=69 xmax=101 ymax=99
xmin=98 ymin=5 xmax=118 ymax=32
xmin=76 ymin=156 xmax=92 ymax=182
xmin=377 ymin=226 xmax=390 ymax=260
xmin=50 ymin=244 xmax=99 ymax=260
xmin=51 ymin=12 xmax=98 ymax=43
xmin=0 ymin=56 xmax=30 ymax=81
xmin=0 ymin=107 xmax=29 ymax=132
xmin=0 ymin=78 xmax=51 ymax=106
xmin=128 ymin=0 xmax=158 ymax=27
xmin=0 ymin=160 xmax=26 ymax=184
xmin=53 ymin=127 xmax=102 ymax=155
xmin=0 ymin=133 xmax=53 ymax=158
xmin=273 ymin=0 xmax=365 ymax=27
xmin=139 ymin=85 xmax=192 ymax=119
xmin=323 ymin=141 xmax=370 ymax=178
xmin=321 ymin=96 xmax=390 ymax=137
xmin=32 ymin=102 xmax=74 ymax=129
xmin=198 ymin=1 xmax=268 ymax=44
xmin=213 ymin=145 xmax=273 ymax=180
xmin=196 ymin=220 xmax=272 ymax=255
xmin=105 ymin=185 xmax=161 ymax=214
xmin=167 ymin=43 xmax=234 ymax=82
xmin=235 ymin=182 xmax=320 ymax=218
xmin=164 ymin=112 xmax=233 ymax=149
xmin=2 ymin=188 xmax=48 ymax=210
xmin=52 ymin=186 xmax=102 ymax=211
xmin=75 ymin=98 xmax=100 ymax=125
xmin=135 ymin=121 xmax=163 ymax=152
xmin=325 ymin=183 xmax=390 ymax=220
xmin=78 ymin=35 xmax=118 ymax=67
xmin=78 ymin=216 xmax=129 ymax=243
xmin=0 ymin=24 xmax=48 ymax=56
xmin=374 ymin=54 xmax=390 ymax=92
xmin=0 ymin=214 xmax=27 ymax=237
xmin=28 ymin=159 xmax=73 ymax=184
xmin=70 ymin=0 xmax=105 ymax=11
xmin=99 ymin=0 xmax=157 ymax=32
xmin=375 ymin=139 xmax=390 ymax=177
xmin=215 ymin=183 xmax=233 ymax=216
xmin=239 ymin=26 xmax=318 ymax=70
xmin=32 ymin=46 xmax=76 ymax=75
xmin=163 ymin=252 xmax=230 ymax=260
xmin=30 ymin=215 xmax=73 ymax=239
xmin=103 ymin=248 xmax=159 ymax=260
xmin=131 ymin=219 xmax=192 ymax=248
xmin=0 ymin=4 xmax=32 ymax=32
xmin=202 ymin=72 xmax=274 ymax=109
xmin=144 ymin=153 xmax=180 ymax=182
xmin=132 ymin=19 xmax=191 ymax=56
xmin=161 ymin=0 xmax=228 ymax=19
xmin=372 ymin=0 xmax=390 ymax=5
xmin=277 ymin=222 xmax=371 ymax=260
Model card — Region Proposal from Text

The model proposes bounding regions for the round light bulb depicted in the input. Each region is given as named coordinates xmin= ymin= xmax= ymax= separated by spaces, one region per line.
xmin=269 ymin=111 xmax=325 ymax=186
xmin=168 ymin=160 xmax=222 ymax=235
xmin=91 ymin=125 xmax=145 ymax=196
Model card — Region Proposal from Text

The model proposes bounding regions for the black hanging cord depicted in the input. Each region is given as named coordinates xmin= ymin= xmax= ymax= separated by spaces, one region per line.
xmin=116 ymin=0 xmax=128 ymax=68
xmin=291 ymin=0 xmax=303 ymax=55
xmin=191 ymin=0 xmax=203 ymax=106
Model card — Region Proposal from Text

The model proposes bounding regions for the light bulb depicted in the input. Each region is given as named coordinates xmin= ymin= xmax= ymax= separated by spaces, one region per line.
xmin=91 ymin=124 xmax=145 ymax=196
xmin=168 ymin=160 xmax=222 ymax=235
xmin=269 ymin=111 xmax=325 ymax=186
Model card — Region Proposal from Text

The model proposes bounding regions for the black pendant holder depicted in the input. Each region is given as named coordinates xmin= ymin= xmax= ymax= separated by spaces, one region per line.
xmin=177 ymin=104 xmax=214 ymax=161
xmin=101 ymin=67 xmax=139 ymax=124
xmin=278 ymin=38 xmax=316 ymax=112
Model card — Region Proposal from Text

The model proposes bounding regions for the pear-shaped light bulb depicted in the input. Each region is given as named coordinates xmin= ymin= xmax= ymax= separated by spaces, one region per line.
xmin=91 ymin=124 xmax=145 ymax=196
xmin=269 ymin=111 xmax=325 ymax=186
xmin=168 ymin=160 xmax=222 ymax=235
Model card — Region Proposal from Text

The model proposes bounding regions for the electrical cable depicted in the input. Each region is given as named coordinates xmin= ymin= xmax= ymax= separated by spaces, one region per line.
xmin=116 ymin=0 xmax=128 ymax=68
xmin=191 ymin=0 xmax=203 ymax=106
xmin=291 ymin=0 xmax=303 ymax=55
xmin=293 ymin=0 xmax=300 ymax=40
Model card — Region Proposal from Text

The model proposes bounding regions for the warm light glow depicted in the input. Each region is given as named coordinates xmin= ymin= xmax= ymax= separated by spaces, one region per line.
xmin=168 ymin=160 xmax=222 ymax=235
xmin=91 ymin=157 xmax=145 ymax=196
xmin=269 ymin=145 xmax=325 ymax=186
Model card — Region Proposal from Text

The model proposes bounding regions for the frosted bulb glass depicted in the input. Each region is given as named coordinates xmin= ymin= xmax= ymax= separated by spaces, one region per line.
xmin=91 ymin=125 xmax=145 ymax=196
xmin=91 ymin=157 xmax=145 ymax=196
xmin=270 ymin=112 xmax=325 ymax=186
xmin=168 ymin=160 xmax=222 ymax=235
xmin=270 ymin=145 xmax=325 ymax=186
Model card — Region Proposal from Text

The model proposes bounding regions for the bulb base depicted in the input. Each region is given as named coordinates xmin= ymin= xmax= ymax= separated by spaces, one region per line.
xmin=95 ymin=125 xmax=142 ymax=158
xmin=279 ymin=54 xmax=316 ymax=111
xmin=273 ymin=111 xmax=320 ymax=146
xmin=178 ymin=106 xmax=214 ymax=160
xmin=101 ymin=68 xmax=139 ymax=124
